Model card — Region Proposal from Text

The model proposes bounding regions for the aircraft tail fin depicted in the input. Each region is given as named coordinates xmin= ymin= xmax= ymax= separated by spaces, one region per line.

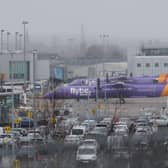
xmin=156 ymin=74 xmax=168 ymax=83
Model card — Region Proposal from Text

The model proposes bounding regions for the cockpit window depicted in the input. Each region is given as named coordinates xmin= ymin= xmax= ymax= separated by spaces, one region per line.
xmin=153 ymin=79 xmax=158 ymax=84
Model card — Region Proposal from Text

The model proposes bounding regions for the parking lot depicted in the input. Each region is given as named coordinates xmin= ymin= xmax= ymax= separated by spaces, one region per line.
xmin=0 ymin=97 xmax=168 ymax=168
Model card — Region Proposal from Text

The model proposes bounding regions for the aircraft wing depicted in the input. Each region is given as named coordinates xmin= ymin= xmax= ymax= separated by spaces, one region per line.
xmin=101 ymin=82 xmax=126 ymax=89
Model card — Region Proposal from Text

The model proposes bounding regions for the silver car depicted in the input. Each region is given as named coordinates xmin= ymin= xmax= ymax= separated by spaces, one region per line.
xmin=76 ymin=145 xmax=97 ymax=164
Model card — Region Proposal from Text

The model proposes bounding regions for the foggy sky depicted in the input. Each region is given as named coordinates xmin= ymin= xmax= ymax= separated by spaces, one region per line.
xmin=0 ymin=0 xmax=168 ymax=40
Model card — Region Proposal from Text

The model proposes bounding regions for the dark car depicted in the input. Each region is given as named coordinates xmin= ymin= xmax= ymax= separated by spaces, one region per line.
xmin=20 ymin=117 xmax=34 ymax=128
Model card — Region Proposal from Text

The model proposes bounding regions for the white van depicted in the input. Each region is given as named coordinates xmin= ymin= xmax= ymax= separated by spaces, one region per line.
xmin=64 ymin=125 xmax=86 ymax=145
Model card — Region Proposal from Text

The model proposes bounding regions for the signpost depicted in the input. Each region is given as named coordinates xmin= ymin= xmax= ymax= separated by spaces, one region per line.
xmin=27 ymin=111 xmax=32 ymax=118
xmin=91 ymin=108 xmax=96 ymax=115
xmin=3 ymin=126 xmax=11 ymax=133
xmin=14 ymin=118 xmax=20 ymax=125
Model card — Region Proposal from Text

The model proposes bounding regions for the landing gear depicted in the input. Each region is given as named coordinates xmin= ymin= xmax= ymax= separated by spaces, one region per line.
xmin=119 ymin=97 xmax=125 ymax=104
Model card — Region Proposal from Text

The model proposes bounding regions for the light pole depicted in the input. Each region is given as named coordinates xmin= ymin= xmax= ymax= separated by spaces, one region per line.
xmin=32 ymin=50 xmax=37 ymax=128
xmin=1 ymin=29 xmax=5 ymax=54
xmin=6 ymin=32 xmax=10 ymax=51
xmin=49 ymin=55 xmax=60 ymax=124
xmin=9 ymin=51 xmax=15 ymax=131
xmin=19 ymin=34 xmax=23 ymax=50
xmin=100 ymin=34 xmax=109 ymax=77
xmin=15 ymin=32 xmax=19 ymax=51
xmin=22 ymin=21 xmax=28 ymax=90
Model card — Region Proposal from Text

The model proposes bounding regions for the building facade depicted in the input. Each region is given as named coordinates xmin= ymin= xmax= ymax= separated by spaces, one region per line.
xmin=128 ymin=43 xmax=168 ymax=77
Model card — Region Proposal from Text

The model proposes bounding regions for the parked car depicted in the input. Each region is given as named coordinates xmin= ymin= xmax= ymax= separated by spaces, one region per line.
xmin=76 ymin=145 xmax=97 ymax=165
xmin=20 ymin=117 xmax=34 ymax=128
xmin=64 ymin=125 xmax=86 ymax=146
xmin=16 ymin=145 xmax=37 ymax=160
xmin=119 ymin=117 xmax=131 ymax=128
xmin=149 ymin=115 xmax=168 ymax=126
xmin=81 ymin=120 xmax=97 ymax=132
xmin=107 ymin=135 xmax=130 ymax=159
xmin=80 ymin=139 xmax=99 ymax=151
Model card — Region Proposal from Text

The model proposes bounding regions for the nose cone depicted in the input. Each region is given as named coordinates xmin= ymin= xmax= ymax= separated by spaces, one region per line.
xmin=43 ymin=92 xmax=54 ymax=99
xmin=43 ymin=86 xmax=63 ymax=99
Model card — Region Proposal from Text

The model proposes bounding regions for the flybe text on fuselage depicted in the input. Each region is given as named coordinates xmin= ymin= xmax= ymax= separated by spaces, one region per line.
xmin=70 ymin=87 xmax=91 ymax=96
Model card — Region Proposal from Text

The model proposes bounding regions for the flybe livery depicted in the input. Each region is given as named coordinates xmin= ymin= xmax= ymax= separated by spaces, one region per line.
xmin=44 ymin=82 xmax=168 ymax=103
xmin=67 ymin=73 xmax=168 ymax=87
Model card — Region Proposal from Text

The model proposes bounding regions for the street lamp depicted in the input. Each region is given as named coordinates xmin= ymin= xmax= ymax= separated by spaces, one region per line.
xmin=15 ymin=32 xmax=19 ymax=51
xmin=9 ymin=51 xmax=15 ymax=131
xmin=1 ymin=29 xmax=5 ymax=54
xmin=6 ymin=32 xmax=10 ymax=51
xmin=99 ymin=34 xmax=109 ymax=77
xmin=19 ymin=34 xmax=23 ymax=51
xmin=22 ymin=21 xmax=29 ymax=90
xmin=49 ymin=55 xmax=60 ymax=123
xmin=32 ymin=49 xmax=37 ymax=128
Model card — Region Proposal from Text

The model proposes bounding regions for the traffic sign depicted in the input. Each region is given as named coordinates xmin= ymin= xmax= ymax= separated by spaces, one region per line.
xmin=50 ymin=117 xmax=56 ymax=124
xmin=13 ymin=159 xmax=20 ymax=168
xmin=27 ymin=111 xmax=32 ymax=118
xmin=97 ymin=103 xmax=101 ymax=109
xmin=3 ymin=126 xmax=11 ymax=133
xmin=14 ymin=118 xmax=20 ymax=124
xmin=91 ymin=108 xmax=96 ymax=115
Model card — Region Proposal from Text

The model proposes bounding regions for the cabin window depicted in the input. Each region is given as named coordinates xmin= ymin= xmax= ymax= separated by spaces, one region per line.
xmin=145 ymin=63 xmax=150 ymax=67
xmin=155 ymin=63 xmax=159 ymax=67
xmin=164 ymin=63 xmax=168 ymax=67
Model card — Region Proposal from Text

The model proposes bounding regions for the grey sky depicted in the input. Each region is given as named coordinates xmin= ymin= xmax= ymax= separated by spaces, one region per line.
xmin=0 ymin=0 xmax=168 ymax=40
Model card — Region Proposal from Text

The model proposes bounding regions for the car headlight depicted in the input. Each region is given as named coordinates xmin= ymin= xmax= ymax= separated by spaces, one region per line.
xmin=76 ymin=156 xmax=80 ymax=160
xmin=91 ymin=155 xmax=96 ymax=160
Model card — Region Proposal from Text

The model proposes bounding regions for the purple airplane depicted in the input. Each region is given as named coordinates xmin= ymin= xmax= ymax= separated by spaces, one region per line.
xmin=44 ymin=81 xmax=168 ymax=104
xmin=67 ymin=73 xmax=168 ymax=86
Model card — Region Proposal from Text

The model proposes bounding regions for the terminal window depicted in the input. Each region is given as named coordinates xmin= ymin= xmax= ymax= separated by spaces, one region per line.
xmin=164 ymin=63 xmax=168 ymax=67
xmin=155 ymin=63 xmax=159 ymax=67
xmin=9 ymin=61 xmax=30 ymax=80
xmin=137 ymin=63 xmax=141 ymax=67
xmin=146 ymin=63 xmax=150 ymax=67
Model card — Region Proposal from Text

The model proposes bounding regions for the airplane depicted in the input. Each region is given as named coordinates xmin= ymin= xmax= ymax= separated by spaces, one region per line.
xmin=44 ymin=81 xmax=168 ymax=104
xmin=67 ymin=73 xmax=168 ymax=86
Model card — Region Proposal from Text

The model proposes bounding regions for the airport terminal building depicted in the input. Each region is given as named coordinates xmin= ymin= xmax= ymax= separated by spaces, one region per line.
xmin=0 ymin=51 xmax=127 ymax=84
xmin=128 ymin=43 xmax=168 ymax=76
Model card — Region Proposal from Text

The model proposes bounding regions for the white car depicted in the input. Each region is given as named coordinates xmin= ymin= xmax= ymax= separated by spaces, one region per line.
xmin=82 ymin=120 xmax=97 ymax=131
xmin=64 ymin=135 xmax=82 ymax=145
xmin=119 ymin=117 xmax=131 ymax=128
xmin=0 ymin=134 xmax=14 ymax=146
xmin=114 ymin=123 xmax=128 ymax=132
xmin=149 ymin=115 xmax=168 ymax=126
xmin=76 ymin=145 xmax=97 ymax=164
xmin=81 ymin=139 xmax=99 ymax=150
xmin=102 ymin=117 xmax=112 ymax=126
xmin=115 ymin=127 xmax=128 ymax=137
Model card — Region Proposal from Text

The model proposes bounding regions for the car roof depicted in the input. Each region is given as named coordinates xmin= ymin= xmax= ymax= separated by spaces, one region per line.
xmin=78 ymin=145 xmax=96 ymax=149
xmin=72 ymin=125 xmax=86 ymax=129
xmin=83 ymin=139 xmax=96 ymax=142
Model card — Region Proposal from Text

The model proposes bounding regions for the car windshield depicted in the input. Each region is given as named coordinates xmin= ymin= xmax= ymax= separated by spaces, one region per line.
xmin=72 ymin=129 xmax=83 ymax=135
xmin=83 ymin=141 xmax=95 ymax=146
xmin=78 ymin=148 xmax=95 ymax=155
